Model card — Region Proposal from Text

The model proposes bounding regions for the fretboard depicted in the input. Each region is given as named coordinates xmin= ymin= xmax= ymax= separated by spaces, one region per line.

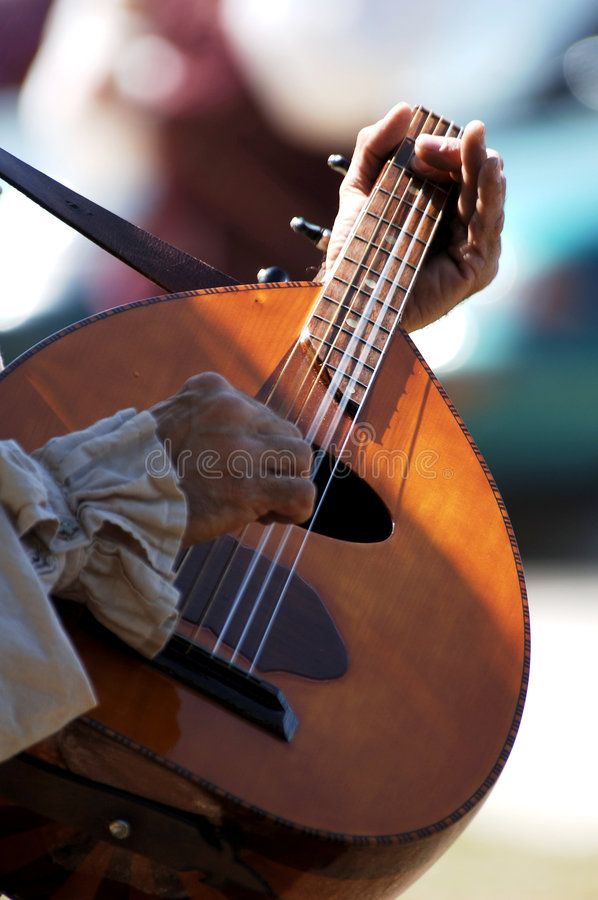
xmin=308 ymin=107 xmax=461 ymax=406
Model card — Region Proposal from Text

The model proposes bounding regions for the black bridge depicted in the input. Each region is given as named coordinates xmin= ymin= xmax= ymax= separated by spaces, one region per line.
xmin=153 ymin=635 xmax=298 ymax=742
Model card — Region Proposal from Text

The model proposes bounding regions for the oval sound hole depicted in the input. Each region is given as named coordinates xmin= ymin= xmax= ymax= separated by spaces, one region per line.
xmin=305 ymin=446 xmax=392 ymax=543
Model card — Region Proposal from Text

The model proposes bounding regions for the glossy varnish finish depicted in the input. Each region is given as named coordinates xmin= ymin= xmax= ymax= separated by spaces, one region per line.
xmin=0 ymin=282 xmax=529 ymax=896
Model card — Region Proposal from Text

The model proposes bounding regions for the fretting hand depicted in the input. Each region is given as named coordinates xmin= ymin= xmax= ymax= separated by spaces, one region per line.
xmin=325 ymin=102 xmax=506 ymax=333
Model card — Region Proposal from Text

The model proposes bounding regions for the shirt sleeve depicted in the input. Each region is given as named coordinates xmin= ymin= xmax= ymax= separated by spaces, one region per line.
xmin=0 ymin=409 xmax=187 ymax=763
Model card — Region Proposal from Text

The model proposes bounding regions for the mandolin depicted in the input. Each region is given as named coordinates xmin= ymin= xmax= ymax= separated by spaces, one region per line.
xmin=0 ymin=107 xmax=529 ymax=898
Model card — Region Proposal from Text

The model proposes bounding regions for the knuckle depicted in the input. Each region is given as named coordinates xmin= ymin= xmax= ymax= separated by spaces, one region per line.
xmin=297 ymin=479 xmax=317 ymax=518
xmin=482 ymin=256 xmax=500 ymax=287
xmin=184 ymin=371 xmax=228 ymax=394
xmin=339 ymin=178 xmax=357 ymax=200
xmin=217 ymin=392 xmax=249 ymax=421
xmin=297 ymin=440 xmax=313 ymax=473
xmin=355 ymin=125 xmax=372 ymax=148
xmin=284 ymin=478 xmax=315 ymax=521
xmin=285 ymin=419 xmax=304 ymax=439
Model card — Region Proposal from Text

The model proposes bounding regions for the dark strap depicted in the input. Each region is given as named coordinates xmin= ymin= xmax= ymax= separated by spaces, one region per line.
xmin=0 ymin=147 xmax=238 ymax=292
xmin=0 ymin=754 xmax=268 ymax=891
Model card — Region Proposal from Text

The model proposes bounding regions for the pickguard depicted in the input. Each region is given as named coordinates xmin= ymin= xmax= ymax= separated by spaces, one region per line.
xmin=176 ymin=536 xmax=347 ymax=680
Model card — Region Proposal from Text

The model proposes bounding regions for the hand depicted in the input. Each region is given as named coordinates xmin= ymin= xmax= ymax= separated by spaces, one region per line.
xmin=325 ymin=103 xmax=506 ymax=333
xmin=151 ymin=373 xmax=315 ymax=546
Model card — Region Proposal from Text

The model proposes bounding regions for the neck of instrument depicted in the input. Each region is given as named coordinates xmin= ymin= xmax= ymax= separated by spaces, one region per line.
xmin=307 ymin=107 xmax=460 ymax=407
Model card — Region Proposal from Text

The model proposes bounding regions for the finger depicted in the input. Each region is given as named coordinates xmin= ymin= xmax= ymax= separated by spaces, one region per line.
xmin=467 ymin=156 xmax=506 ymax=262
xmin=458 ymin=120 xmax=488 ymax=223
xmin=260 ymin=476 xmax=316 ymax=524
xmin=413 ymin=125 xmax=502 ymax=222
xmin=254 ymin=409 xmax=304 ymax=441
xmin=343 ymin=102 xmax=413 ymax=195
xmin=259 ymin=436 xmax=313 ymax=476
xmin=413 ymin=131 xmax=501 ymax=172
xmin=413 ymin=134 xmax=463 ymax=180
xmin=449 ymin=156 xmax=506 ymax=287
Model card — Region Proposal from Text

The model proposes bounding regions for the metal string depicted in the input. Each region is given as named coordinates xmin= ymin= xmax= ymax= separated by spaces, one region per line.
xmin=221 ymin=118 xmax=456 ymax=666
xmin=174 ymin=110 xmax=432 ymax=645
xmin=208 ymin=117 xmax=443 ymax=660
xmin=247 ymin=160 xmax=455 ymax=670
xmin=178 ymin=110 xmax=455 ymax=666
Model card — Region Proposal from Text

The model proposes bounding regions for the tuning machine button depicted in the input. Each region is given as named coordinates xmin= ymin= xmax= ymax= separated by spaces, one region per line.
xmin=257 ymin=266 xmax=291 ymax=283
xmin=290 ymin=216 xmax=331 ymax=252
xmin=327 ymin=154 xmax=350 ymax=176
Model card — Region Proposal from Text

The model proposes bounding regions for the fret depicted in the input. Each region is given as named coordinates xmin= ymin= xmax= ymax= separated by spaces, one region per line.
xmin=408 ymin=107 xmax=442 ymax=138
xmin=366 ymin=191 xmax=446 ymax=225
xmin=376 ymin=166 xmax=447 ymax=197
xmin=336 ymin=375 xmax=368 ymax=404
xmin=323 ymin=281 xmax=407 ymax=330
xmin=315 ymin=293 xmax=399 ymax=325
xmin=359 ymin=207 xmax=438 ymax=245
xmin=320 ymin=284 xmax=404 ymax=316
xmin=367 ymin=185 xmax=446 ymax=220
xmin=341 ymin=246 xmax=420 ymax=277
xmin=309 ymin=322 xmax=385 ymax=359
xmin=352 ymin=224 xmax=429 ymax=249
xmin=333 ymin=256 xmax=417 ymax=294
xmin=345 ymin=237 xmax=431 ymax=283
xmin=405 ymin=108 xmax=461 ymax=142
xmin=311 ymin=311 xmax=393 ymax=339
xmin=309 ymin=336 xmax=378 ymax=374
xmin=325 ymin=362 xmax=370 ymax=393
xmin=331 ymin=268 xmax=414 ymax=296
xmin=312 ymin=303 xmax=399 ymax=343
xmin=310 ymin=300 xmax=396 ymax=361
xmin=345 ymin=371 xmax=371 ymax=390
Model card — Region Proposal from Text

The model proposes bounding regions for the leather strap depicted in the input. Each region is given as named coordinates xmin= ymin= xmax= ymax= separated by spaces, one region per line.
xmin=0 ymin=147 xmax=238 ymax=292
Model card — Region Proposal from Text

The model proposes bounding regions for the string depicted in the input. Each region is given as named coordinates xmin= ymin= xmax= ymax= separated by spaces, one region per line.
xmin=245 ymin=173 xmax=453 ymax=670
xmin=179 ymin=110 xmax=454 ymax=666
xmin=174 ymin=109 xmax=433 ymax=645
xmin=208 ymin=114 xmax=442 ymax=660
xmin=224 ymin=117 xmax=455 ymax=666
xmin=183 ymin=108 xmax=443 ymax=658
xmin=227 ymin=190 xmax=442 ymax=661
xmin=172 ymin=129 xmax=415 ymax=637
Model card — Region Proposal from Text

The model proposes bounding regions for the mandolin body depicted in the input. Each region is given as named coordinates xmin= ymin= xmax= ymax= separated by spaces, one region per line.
xmin=0 ymin=281 xmax=529 ymax=898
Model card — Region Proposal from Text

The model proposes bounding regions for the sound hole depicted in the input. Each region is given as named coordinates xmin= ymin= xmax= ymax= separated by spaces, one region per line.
xmin=306 ymin=446 xmax=393 ymax=543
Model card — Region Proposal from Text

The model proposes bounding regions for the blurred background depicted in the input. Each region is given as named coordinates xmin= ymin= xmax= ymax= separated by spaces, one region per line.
xmin=0 ymin=0 xmax=597 ymax=896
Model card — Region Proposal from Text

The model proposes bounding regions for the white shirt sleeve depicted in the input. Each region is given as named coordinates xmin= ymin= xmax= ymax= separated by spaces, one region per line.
xmin=0 ymin=409 xmax=187 ymax=763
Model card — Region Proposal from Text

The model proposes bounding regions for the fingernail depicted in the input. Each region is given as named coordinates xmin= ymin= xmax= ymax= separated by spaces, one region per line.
xmin=471 ymin=120 xmax=485 ymax=141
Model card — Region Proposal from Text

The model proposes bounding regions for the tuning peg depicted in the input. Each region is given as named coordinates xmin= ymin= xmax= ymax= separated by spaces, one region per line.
xmin=257 ymin=266 xmax=291 ymax=283
xmin=327 ymin=154 xmax=350 ymax=176
xmin=290 ymin=216 xmax=331 ymax=252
